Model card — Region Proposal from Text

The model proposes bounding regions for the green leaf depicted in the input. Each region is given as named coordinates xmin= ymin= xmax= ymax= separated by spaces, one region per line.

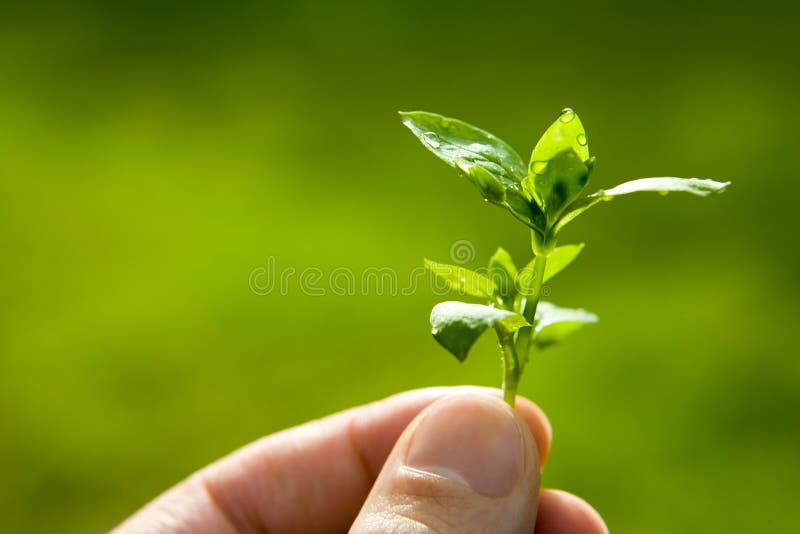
xmin=495 ymin=314 xmax=529 ymax=341
xmin=554 ymin=177 xmax=730 ymax=234
xmin=518 ymin=244 xmax=585 ymax=290
xmin=460 ymin=163 xmax=506 ymax=203
xmin=533 ymin=301 xmax=598 ymax=349
xmin=430 ymin=302 xmax=528 ymax=361
xmin=543 ymin=244 xmax=585 ymax=283
xmin=401 ymin=111 xmax=546 ymax=231
xmin=525 ymin=109 xmax=592 ymax=220
xmin=601 ymin=177 xmax=730 ymax=197
xmin=400 ymin=111 xmax=526 ymax=182
xmin=531 ymin=109 xmax=590 ymax=164
xmin=487 ymin=247 xmax=518 ymax=308
xmin=503 ymin=187 xmax=547 ymax=231
xmin=551 ymin=195 xmax=604 ymax=234
xmin=425 ymin=259 xmax=495 ymax=299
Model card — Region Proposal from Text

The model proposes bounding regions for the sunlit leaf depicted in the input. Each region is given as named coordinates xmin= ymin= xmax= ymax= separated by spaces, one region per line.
xmin=525 ymin=109 xmax=592 ymax=220
xmin=533 ymin=301 xmax=598 ymax=349
xmin=530 ymin=109 xmax=590 ymax=164
xmin=401 ymin=111 xmax=546 ymax=231
xmin=554 ymin=177 xmax=731 ymax=234
xmin=601 ymin=177 xmax=730 ymax=197
xmin=430 ymin=302 xmax=528 ymax=361
xmin=425 ymin=259 xmax=495 ymax=298
xmin=401 ymin=111 xmax=526 ymax=181
xmin=517 ymin=244 xmax=586 ymax=290
xmin=551 ymin=195 xmax=603 ymax=234
xmin=543 ymin=244 xmax=585 ymax=283
xmin=488 ymin=247 xmax=518 ymax=308
xmin=495 ymin=313 xmax=529 ymax=341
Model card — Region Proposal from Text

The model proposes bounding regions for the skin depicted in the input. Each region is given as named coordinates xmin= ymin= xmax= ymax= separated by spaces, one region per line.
xmin=115 ymin=387 xmax=607 ymax=533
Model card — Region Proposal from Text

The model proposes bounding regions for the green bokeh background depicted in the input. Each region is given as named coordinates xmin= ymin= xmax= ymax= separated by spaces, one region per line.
xmin=2 ymin=1 xmax=798 ymax=532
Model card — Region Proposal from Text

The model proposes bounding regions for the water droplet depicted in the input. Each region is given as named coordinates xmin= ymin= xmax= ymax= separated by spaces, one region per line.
xmin=559 ymin=108 xmax=575 ymax=123
xmin=455 ymin=158 xmax=473 ymax=173
xmin=577 ymin=133 xmax=587 ymax=146
xmin=561 ymin=107 xmax=574 ymax=114
xmin=531 ymin=161 xmax=548 ymax=175
xmin=423 ymin=131 xmax=441 ymax=148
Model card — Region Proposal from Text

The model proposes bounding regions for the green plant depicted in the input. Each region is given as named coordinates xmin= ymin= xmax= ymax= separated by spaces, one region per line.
xmin=401 ymin=108 xmax=729 ymax=407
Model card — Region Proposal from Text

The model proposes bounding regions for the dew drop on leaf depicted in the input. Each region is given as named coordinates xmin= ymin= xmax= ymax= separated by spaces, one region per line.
xmin=423 ymin=131 xmax=441 ymax=148
xmin=560 ymin=108 xmax=575 ymax=123
xmin=577 ymin=133 xmax=588 ymax=146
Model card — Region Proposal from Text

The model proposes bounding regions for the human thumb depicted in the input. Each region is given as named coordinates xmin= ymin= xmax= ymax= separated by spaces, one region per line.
xmin=350 ymin=393 xmax=539 ymax=533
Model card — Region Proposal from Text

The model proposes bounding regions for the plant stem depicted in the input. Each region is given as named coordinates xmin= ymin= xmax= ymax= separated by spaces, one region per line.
xmin=505 ymin=237 xmax=550 ymax=405
xmin=500 ymin=338 xmax=520 ymax=406
xmin=522 ymin=253 xmax=548 ymax=323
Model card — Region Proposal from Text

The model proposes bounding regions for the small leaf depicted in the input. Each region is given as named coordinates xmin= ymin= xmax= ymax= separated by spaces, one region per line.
xmin=526 ymin=109 xmax=592 ymax=220
xmin=530 ymin=109 xmax=591 ymax=164
xmin=533 ymin=301 xmax=598 ymax=349
xmin=601 ymin=177 xmax=730 ymax=197
xmin=488 ymin=247 xmax=518 ymax=308
xmin=401 ymin=111 xmax=546 ymax=231
xmin=552 ymin=195 xmax=604 ymax=234
xmin=401 ymin=111 xmax=526 ymax=182
xmin=488 ymin=247 xmax=517 ymax=276
xmin=554 ymin=177 xmax=730 ymax=234
xmin=504 ymin=188 xmax=547 ymax=231
xmin=518 ymin=244 xmax=586 ymax=290
xmin=430 ymin=302 xmax=528 ymax=361
xmin=543 ymin=244 xmax=585 ymax=283
xmin=495 ymin=314 xmax=529 ymax=341
xmin=425 ymin=259 xmax=495 ymax=298
xmin=460 ymin=163 xmax=506 ymax=203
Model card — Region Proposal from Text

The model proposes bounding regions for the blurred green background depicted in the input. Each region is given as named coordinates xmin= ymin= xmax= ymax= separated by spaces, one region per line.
xmin=1 ymin=1 xmax=798 ymax=532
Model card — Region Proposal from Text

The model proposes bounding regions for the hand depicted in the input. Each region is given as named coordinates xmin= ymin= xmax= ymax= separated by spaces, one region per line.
xmin=115 ymin=387 xmax=607 ymax=533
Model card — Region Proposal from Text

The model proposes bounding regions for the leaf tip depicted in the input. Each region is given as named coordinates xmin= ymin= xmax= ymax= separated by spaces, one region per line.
xmin=690 ymin=178 xmax=731 ymax=196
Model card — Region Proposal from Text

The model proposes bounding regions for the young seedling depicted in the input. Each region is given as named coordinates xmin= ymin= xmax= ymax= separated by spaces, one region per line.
xmin=402 ymin=108 xmax=729 ymax=407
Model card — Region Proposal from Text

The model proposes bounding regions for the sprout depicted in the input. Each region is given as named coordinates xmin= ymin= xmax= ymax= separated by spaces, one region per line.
xmin=402 ymin=108 xmax=729 ymax=406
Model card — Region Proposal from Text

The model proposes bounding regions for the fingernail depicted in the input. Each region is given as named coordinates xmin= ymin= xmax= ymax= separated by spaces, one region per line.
xmin=405 ymin=395 xmax=525 ymax=496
